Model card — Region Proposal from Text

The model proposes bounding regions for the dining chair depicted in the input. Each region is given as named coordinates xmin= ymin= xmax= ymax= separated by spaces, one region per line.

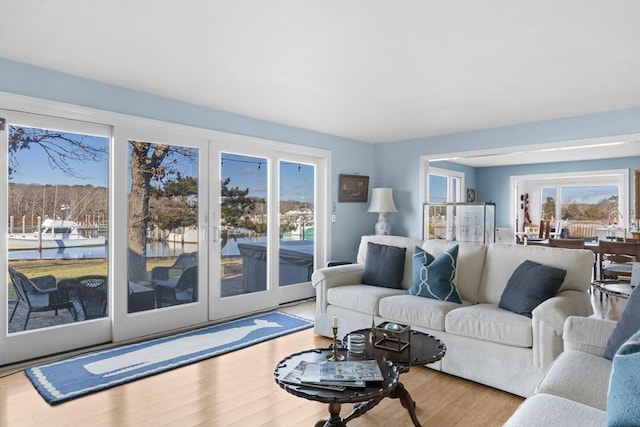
xmin=8 ymin=266 xmax=75 ymax=330
xmin=538 ymin=220 xmax=551 ymax=239
xmin=598 ymin=240 xmax=640 ymax=281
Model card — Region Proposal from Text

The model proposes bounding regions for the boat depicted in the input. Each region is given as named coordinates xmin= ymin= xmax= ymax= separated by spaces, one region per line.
xmin=8 ymin=218 xmax=106 ymax=250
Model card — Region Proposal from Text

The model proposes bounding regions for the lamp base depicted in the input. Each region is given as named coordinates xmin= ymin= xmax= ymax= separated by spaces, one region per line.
xmin=375 ymin=212 xmax=391 ymax=235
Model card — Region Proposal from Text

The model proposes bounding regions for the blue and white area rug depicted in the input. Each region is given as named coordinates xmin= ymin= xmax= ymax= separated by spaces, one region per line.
xmin=25 ymin=310 xmax=313 ymax=405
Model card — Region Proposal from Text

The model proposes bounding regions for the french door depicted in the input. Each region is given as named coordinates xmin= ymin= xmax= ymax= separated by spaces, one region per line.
xmin=1 ymin=110 xmax=112 ymax=364
xmin=1 ymin=94 xmax=330 ymax=364
xmin=111 ymin=125 xmax=210 ymax=341
xmin=209 ymin=144 xmax=326 ymax=319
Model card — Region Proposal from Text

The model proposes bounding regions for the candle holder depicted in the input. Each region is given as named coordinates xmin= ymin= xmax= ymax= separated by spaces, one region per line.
xmin=326 ymin=326 xmax=344 ymax=361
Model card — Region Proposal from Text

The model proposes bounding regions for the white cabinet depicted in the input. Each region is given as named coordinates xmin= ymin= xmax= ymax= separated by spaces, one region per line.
xmin=423 ymin=202 xmax=495 ymax=243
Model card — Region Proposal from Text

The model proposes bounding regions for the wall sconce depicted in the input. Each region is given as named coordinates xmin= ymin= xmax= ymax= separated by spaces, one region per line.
xmin=367 ymin=188 xmax=398 ymax=235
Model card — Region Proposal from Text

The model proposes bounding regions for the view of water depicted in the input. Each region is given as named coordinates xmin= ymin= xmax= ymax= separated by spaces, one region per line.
xmin=7 ymin=235 xmax=300 ymax=260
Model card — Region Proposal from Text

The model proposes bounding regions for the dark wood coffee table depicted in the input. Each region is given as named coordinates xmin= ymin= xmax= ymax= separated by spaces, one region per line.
xmin=274 ymin=347 xmax=399 ymax=427
xmin=344 ymin=328 xmax=446 ymax=427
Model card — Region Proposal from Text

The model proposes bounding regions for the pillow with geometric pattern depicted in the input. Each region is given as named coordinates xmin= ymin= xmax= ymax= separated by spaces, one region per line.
xmin=407 ymin=245 xmax=461 ymax=303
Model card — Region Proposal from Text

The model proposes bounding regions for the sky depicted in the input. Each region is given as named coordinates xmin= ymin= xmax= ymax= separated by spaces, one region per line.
xmin=8 ymin=126 xmax=314 ymax=202
xmin=9 ymin=127 xmax=108 ymax=187
xmin=221 ymin=153 xmax=315 ymax=203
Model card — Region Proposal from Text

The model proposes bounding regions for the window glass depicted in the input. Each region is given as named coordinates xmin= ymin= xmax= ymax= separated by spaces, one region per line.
xmin=8 ymin=124 xmax=108 ymax=332
xmin=279 ymin=161 xmax=315 ymax=287
xmin=219 ymin=153 xmax=268 ymax=296
xmin=127 ymin=140 xmax=199 ymax=311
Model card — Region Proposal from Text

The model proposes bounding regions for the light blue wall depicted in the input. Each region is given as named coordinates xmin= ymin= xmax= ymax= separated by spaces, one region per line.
xmin=0 ymin=58 xmax=376 ymax=261
xmin=2 ymin=58 xmax=639 ymax=255
xmin=377 ymin=109 xmax=640 ymax=238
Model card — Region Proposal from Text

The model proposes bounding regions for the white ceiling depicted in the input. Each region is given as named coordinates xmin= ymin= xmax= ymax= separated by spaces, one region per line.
xmin=1 ymin=1 xmax=639 ymax=164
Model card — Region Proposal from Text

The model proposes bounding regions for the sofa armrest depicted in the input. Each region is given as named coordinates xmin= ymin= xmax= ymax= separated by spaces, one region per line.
xmin=530 ymin=289 xmax=593 ymax=368
xmin=311 ymin=263 xmax=364 ymax=313
xmin=532 ymin=289 xmax=594 ymax=335
xmin=563 ymin=315 xmax=616 ymax=357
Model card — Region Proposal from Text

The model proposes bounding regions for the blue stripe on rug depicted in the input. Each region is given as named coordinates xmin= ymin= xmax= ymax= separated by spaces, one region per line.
xmin=25 ymin=310 xmax=313 ymax=405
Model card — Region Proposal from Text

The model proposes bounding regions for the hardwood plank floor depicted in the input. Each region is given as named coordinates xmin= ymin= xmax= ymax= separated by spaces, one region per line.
xmin=0 ymin=292 xmax=624 ymax=427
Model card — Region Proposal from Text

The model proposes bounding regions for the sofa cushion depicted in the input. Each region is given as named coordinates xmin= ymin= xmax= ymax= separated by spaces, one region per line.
xmin=498 ymin=260 xmax=566 ymax=317
xmin=608 ymin=328 xmax=640 ymax=426
xmin=361 ymin=242 xmax=406 ymax=289
xmin=604 ymin=283 xmax=640 ymax=360
xmin=479 ymin=244 xmax=593 ymax=304
xmin=504 ymin=393 xmax=607 ymax=427
xmin=327 ymin=284 xmax=405 ymax=316
xmin=445 ymin=304 xmax=533 ymax=347
xmin=536 ymin=350 xmax=611 ymax=411
xmin=378 ymin=294 xmax=466 ymax=331
xmin=408 ymin=245 xmax=461 ymax=303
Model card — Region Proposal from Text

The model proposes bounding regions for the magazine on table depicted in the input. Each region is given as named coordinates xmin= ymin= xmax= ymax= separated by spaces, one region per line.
xmin=281 ymin=361 xmax=346 ymax=391
xmin=299 ymin=360 xmax=383 ymax=387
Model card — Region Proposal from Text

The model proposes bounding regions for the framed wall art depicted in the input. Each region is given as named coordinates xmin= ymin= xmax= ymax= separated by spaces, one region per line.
xmin=467 ymin=188 xmax=476 ymax=202
xmin=339 ymin=174 xmax=369 ymax=203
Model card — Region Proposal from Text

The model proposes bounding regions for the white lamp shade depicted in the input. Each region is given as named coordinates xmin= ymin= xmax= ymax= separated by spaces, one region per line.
xmin=367 ymin=188 xmax=398 ymax=213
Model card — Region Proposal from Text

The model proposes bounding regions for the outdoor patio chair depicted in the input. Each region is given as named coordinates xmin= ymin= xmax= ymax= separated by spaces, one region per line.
xmin=156 ymin=265 xmax=198 ymax=307
xmin=57 ymin=275 xmax=108 ymax=320
xmin=151 ymin=251 xmax=198 ymax=281
xmin=8 ymin=266 xmax=75 ymax=330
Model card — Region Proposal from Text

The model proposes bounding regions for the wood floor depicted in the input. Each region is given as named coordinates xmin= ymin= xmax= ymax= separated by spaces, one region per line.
xmin=0 ymin=292 xmax=625 ymax=427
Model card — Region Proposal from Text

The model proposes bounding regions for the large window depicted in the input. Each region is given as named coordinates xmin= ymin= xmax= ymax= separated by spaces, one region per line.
xmin=541 ymin=185 xmax=620 ymax=225
xmin=428 ymin=167 xmax=464 ymax=203
xmin=513 ymin=169 xmax=629 ymax=238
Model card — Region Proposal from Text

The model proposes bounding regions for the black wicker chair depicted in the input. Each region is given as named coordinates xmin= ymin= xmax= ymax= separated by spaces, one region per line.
xmin=57 ymin=275 xmax=108 ymax=320
xmin=8 ymin=266 xmax=75 ymax=330
xmin=151 ymin=252 xmax=198 ymax=281
xmin=156 ymin=266 xmax=197 ymax=307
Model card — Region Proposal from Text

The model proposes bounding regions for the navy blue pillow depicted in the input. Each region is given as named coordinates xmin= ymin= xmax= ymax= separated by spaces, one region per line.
xmin=362 ymin=242 xmax=406 ymax=289
xmin=499 ymin=260 xmax=566 ymax=317
xmin=408 ymin=245 xmax=461 ymax=303
xmin=605 ymin=284 xmax=640 ymax=360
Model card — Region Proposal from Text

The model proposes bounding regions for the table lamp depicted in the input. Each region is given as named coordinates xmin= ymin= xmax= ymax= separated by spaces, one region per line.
xmin=368 ymin=188 xmax=398 ymax=235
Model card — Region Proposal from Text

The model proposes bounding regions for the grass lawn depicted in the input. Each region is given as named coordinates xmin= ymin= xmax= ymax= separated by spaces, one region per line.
xmin=7 ymin=257 xmax=176 ymax=299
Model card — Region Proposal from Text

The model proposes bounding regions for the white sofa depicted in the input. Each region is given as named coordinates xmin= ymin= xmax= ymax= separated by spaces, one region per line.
xmin=312 ymin=235 xmax=595 ymax=397
xmin=504 ymin=316 xmax=613 ymax=426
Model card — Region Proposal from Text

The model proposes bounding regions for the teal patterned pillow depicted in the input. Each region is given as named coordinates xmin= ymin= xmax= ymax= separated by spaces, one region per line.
xmin=408 ymin=245 xmax=461 ymax=303
xmin=607 ymin=328 xmax=640 ymax=426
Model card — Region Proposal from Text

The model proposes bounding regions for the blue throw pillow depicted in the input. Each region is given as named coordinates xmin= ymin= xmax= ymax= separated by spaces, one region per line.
xmin=408 ymin=245 xmax=461 ymax=303
xmin=607 ymin=328 xmax=640 ymax=426
xmin=605 ymin=284 xmax=640 ymax=360
xmin=362 ymin=242 xmax=406 ymax=289
xmin=498 ymin=260 xmax=566 ymax=318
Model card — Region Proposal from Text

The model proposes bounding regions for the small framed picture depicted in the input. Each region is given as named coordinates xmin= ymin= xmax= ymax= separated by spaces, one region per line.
xmin=467 ymin=188 xmax=476 ymax=202
xmin=339 ymin=174 xmax=369 ymax=203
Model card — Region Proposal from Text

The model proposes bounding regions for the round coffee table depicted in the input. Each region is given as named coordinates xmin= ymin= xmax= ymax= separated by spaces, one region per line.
xmin=344 ymin=328 xmax=446 ymax=426
xmin=274 ymin=347 xmax=399 ymax=427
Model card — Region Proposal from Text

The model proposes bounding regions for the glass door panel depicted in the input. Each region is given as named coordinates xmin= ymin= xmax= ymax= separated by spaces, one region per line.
xmin=279 ymin=160 xmax=315 ymax=285
xmin=127 ymin=140 xmax=200 ymax=313
xmin=114 ymin=130 xmax=207 ymax=342
xmin=1 ymin=111 xmax=111 ymax=364
xmin=219 ymin=153 xmax=269 ymax=297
